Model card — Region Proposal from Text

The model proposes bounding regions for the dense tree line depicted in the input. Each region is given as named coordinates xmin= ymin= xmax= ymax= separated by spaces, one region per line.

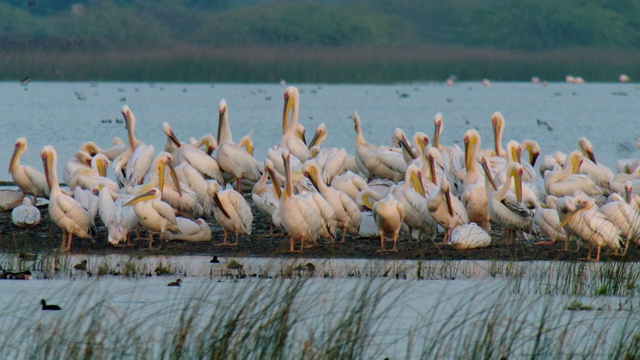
xmin=2 ymin=0 xmax=640 ymax=51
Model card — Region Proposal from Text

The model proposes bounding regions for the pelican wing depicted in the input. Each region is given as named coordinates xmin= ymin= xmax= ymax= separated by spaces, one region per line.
xmin=501 ymin=195 xmax=532 ymax=218
xmin=151 ymin=199 xmax=177 ymax=225
xmin=126 ymin=143 xmax=155 ymax=186
xmin=227 ymin=191 xmax=254 ymax=234
xmin=23 ymin=165 xmax=48 ymax=196
xmin=180 ymin=147 xmax=224 ymax=183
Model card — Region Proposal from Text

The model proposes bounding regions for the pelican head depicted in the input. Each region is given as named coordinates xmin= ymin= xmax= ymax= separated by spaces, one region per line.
xmin=566 ymin=151 xmax=584 ymax=174
xmin=303 ymin=162 xmax=321 ymax=190
xmin=81 ymin=141 xmax=100 ymax=156
xmin=506 ymin=140 xmax=522 ymax=163
xmin=478 ymin=154 xmax=498 ymax=191
xmin=577 ymin=137 xmax=596 ymax=164
xmin=207 ymin=181 xmax=230 ymax=219
xmin=237 ymin=134 xmax=254 ymax=155
xmin=463 ymin=129 xmax=480 ymax=171
xmin=265 ymin=159 xmax=282 ymax=198
xmin=162 ymin=122 xmax=181 ymax=148
xmin=92 ymin=154 xmax=110 ymax=177
xmin=507 ymin=162 xmax=524 ymax=202
xmin=196 ymin=134 xmax=217 ymax=155
xmin=394 ymin=128 xmax=416 ymax=159
xmin=124 ymin=188 xmax=161 ymax=207
xmin=413 ymin=132 xmax=429 ymax=155
xmin=282 ymin=86 xmax=300 ymax=134
xmin=352 ymin=112 xmax=362 ymax=134
xmin=433 ymin=112 xmax=443 ymax=147
xmin=309 ymin=123 xmax=327 ymax=148
xmin=406 ymin=164 xmax=425 ymax=197
xmin=426 ymin=147 xmax=440 ymax=186
xmin=9 ymin=137 xmax=27 ymax=174
xmin=491 ymin=111 xmax=505 ymax=155
xmin=521 ymin=139 xmax=540 ymax=166
xmin=40 ymin=145 xmax=57 ymax=190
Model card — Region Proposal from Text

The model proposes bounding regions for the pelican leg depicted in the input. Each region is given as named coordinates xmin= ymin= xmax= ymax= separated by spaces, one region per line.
xmin=390 ymin=232 xmax=399 ymax=252
xmin=133 ymin=223 xmax=145 ymax=241
xmin=65 ymin=232 xmax=73 ymax=252
xmin=236 ymin=178 xmax=242 ymax=193
xmin=590 ymin=245 xmax=602 ymax=262
xmin=215 ymin=230 xmax=234 ymax=246
xmin=229 ymin=230 xmax=239 ymax=246
xmin=289 ymin=236 xmax=296 ymax=252
xmin=299 ymin=237 xmax=305 ymax=253
xmin=377 ymin=231 xmax=385 ymax=252
xmin=580 ymin=243 xmax=593 ymax=261
xmin=340 ymin=227 xmax=347 ymax=243
xmin=574 ymin=237 xmax=581 ymax=252
xmin=60 ymin=230 xmax=68 ymax=251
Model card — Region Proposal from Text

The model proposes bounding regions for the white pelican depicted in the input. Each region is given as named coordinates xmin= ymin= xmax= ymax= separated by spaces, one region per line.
xmin=252 ymin=159 xmax=282 ymax=236
xmin=331 ymin=170 xmax=368 ymax=201
xmin=308 ymin=146 xmax=348 ymax=186
xmin=577 ymin=137 xmax=614 ymax=190
xmin=63 ymin=150 xmax=92 ymax=186
xmin=163 ymin=122 xmax=224 ymax=185
xmin=365 ymin=143 xmax=406 ymax=183
xmin=539 ymin=151 xmax=566 ymax=178
xmin=428 ymin=177 xmax=469 ymax=243
xmin=559 ymin=192 xmax=624 ymax=261
xmin=41 ymin=145 xmax=94 ymax=251
xmin=215 ymin=100 xmax=262 ymax=192
xmin=9 ymin=137 xmax=49 ymax=202
xmin=433 ymin=113 xmax=464 ymax=180
xmin=373 ymin=186 xmax=405 ymax=252
xmin=279 ymin=150 xmax=322 ymax=252
xmin=531 ymin=196 xmax=567 ymax=245
xmin=165 ymin=218 xmax=212 ymax=242
xmin=390 ymin=164 xmax=435 ymax=240
xmin=69 ymin=154 xmax=120 ymax=193
xmin=308 ymin=123 xmax=328 ymax=149
xmin=279 ymin=86 xmax=310 ymax=162
xmin=115 ymin=105 xmax=155 ymax=189
xmin=491 ymin=111 xmax=507 ymax=158
xmin=544 ymin=151 xmax=607 ymax=198
xmin=461 ymin=130 xmax=490 ymax=229
xmin=124 ymin=187 xmax=180 ymax=250
xmin=353 ymin=112 xmax=377 ymax=179
xmin=393 ymin=128 xmax=417 ymax=164
xmin=0 ymin=189 xmax=25 ymax=212
xmin=520 ymin=139 xmax=541 ymax=170
xmin=81 ymin=138 xmax=127 ymax=161
xmin=449 ymin=223 xmax=491 ymax=250
xmin=207 ymin=181 xmax=253 ymax=246
xmin=304 ymin=161 xmax=361 ymax=242
xmin=487 ymin=162 xmax=538 ymax=244
xmin=96 ymin=185 xmax=138 ymax=247
xmin=11 ymin=197 xmax=40 ymax=229
xmin=73 ymin=186 xmax=99 ymax=219
xmin=599 ymin=187 xmax=640 ymax=247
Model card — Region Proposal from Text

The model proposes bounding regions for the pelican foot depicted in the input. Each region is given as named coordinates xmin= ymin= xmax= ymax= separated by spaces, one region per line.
xmin=535 ymin=241 xmax=556 ymax=246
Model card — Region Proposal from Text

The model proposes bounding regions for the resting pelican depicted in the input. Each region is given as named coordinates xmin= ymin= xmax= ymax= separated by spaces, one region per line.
xmin=449 ymin=223 xmax=491 ymax=250
xmin=390 ymin=164 xmax=435 ymax=240
xmin=208 ymin=181 xmax=253 ymax=246
xmin=115 ymin=105 xmax=155 ymax=189
xmin=124 ymin=187 xmax=180 ymax=250
xmin=539 ymin=151 xmax=566 ymax=178
xmin=544 ymin=151 xmax=606 ymax=197
xmin=163 ymin=122 xmax=224 ymax=185
xmin=279 ymin=150 xmax=322 ymax=252
xmin=428 ymin=177 xmax=469 ymax=243
xmin=216 ymin=100 xmax=262 ymax=192
xmin=0 ymin=189 xmax=25 ymax=212
xmin=331 ymin=171 xmax=368 ymax=201
xmin=491 ymin=111 xmax=507 ymax=157
xmin=433 ymin=113 xmax=464 ymax=180
xmin=577 ymin=137 xmax=614 ymax=190
xmin=252 ymin=159 xmax=282 ymax=236
xmin=353 ymin=112 xmax=377 ymax=179
xmin=559 ymin=192 xmax=624 ymax=261
xmin=599 ymin=187 xmax=640 ymax=247
xmin=279 ymin=86 xmax=310 ymax=162
xmin=308 ymin=123 xmax=328 ymax=149
xmin=41 ymin=146 xmax=94 ymax=251
xmin=63 ymin=150 xmax=92 ymax=186
xmin=373 ymin=186 xmax=405 ymax=252
xmin=9 ymin=137 xmax=49 ymax=202
xmin=532 ymin=196 xmax=566 ymax=245
xmin=487 ymin=162 xmax=538 ymax=244
xmin=308 ymin=146 xmax=348 ymax=186
xmin=165 ymin=218 xmax=212 ymax=242
xmin=69 ymin=154 xmax=119 ymax=193
xmin=304 ymin=162 xmax=361 ymax=242
xmin=97 ymin=185 xmax=138 ymax=247
xmin=11 ymin=197 xmax=40 ymax=229
xmin=81 ymin=138 xmax=127 ymax=161
xmin=393 ymin=128 xmax=417 ymax=164
xmin=462 ymin=130 xmax=490 ymax=229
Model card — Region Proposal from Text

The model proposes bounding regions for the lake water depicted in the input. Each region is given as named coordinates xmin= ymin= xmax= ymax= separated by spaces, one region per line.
xmin=1 ymin=81 xmax=639 ymax=181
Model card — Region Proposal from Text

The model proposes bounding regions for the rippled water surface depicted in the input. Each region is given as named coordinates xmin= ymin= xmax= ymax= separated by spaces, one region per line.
xmin=1 ymin=81 xmax=638 ymax=181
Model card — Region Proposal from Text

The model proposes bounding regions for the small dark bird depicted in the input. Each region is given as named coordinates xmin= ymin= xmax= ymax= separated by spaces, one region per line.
xmin=20 ymin=76 xmax=31 ymax=85
xmin=210 ymin=255 xmax=220 ymax=264
xmin=73 ymin=260 xmax=87 ymax=271
xmin=167 ymin=279 xmax=182 ymax=287
xmin=41 ymin=299 xmax=61 ymax=311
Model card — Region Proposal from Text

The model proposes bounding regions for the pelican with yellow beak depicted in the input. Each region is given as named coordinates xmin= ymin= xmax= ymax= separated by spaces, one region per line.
xmin=428 ymin=177 xmax=469 ymax=244
xmin=208 ymin=180 xmax=253 ymax=246
xmin=124 ymin=187 xmax=180 ymax=249
xmin=41 ymin=145 xmax=94 ymax=251
xmin=9 ymin=137 xmax=49 ymax=202
xmin=114 ymin=105 xmax=155 ymax=189
xmin=279 ymin=86 xmax=310 ymax=162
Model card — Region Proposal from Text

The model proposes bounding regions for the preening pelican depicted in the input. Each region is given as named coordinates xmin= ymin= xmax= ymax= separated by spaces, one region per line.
xmin=599 ymin=189 xmax=640 ymax=247
xmin=9 ymin=137 xmax=49 ymax=201
xmin=124 ymin=187 xmax=180 ymax=250
xmin=0 ymin=189 xmax=25 ymax=212
xmin=449 ymin=223 xmax=491 ymax=250
xmin=165 ymin=218 xmax=212 ymax=242
xmin=353 ymin=112 xmax=377 ymax=179
xmin=390 ymin=164 xmax=435 ymax=240
xmin=428 ymin=177 xmax=469 ymax=243
xmin=304 ymin=161 xmax=361 ymax=242
xmin=544 ymin=151 xmax=606 ymax=198
xmin=215 ymin=100 xmax=262 ymax=192
xmin=487 ymin=162 xmax=538 ymax=244
xmin=41 ymin=145 xmax=94 ymax=251
xmin=532 ymin=196 xmax=566 ymax=245
xmin=577 ymin=137 xmax=614 ymax=190
xmin=373 ymin=186 xmax=405 ymax=252
xmin=97 ymin=185 xmax=138 ymax=247
xmin=280 ymin=87 xmax=310 ymax=162
xmin=208 ymin=181 xmax=253 ymax=246
xmin=81 ymin=139 xmax=127 ymax=161
xmin=491 ymin=111 xmax=507 ymax=157
xmin=279 ymin=150 xmax=322 ymax=252
xmin=308 ymin=145 xmax=348 ymax=186
xmin=115 ymin=105 xmax=155 ymax=189
xmin=63 ymin=150 xmax=92 ymax=186
xmin=69 ymin=153 xmax=119 ymax=193
xmin=11 ymin=197 xmax=40 ymax=229
xmin=331 ymin=171 xmax=368 ymax=201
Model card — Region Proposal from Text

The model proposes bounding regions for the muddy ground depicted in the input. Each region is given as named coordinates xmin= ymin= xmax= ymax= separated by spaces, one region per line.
xmin=0 ymin=198 xmax=637 ymax=262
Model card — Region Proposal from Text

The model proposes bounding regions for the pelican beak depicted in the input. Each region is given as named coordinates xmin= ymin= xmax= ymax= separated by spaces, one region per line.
xmin=282 ymin=152 xmax=292 ymax=197
xmin=464 ymin=135 xmax=473 ymax=171
xmin=530 ymin=152 xmax=539 ymax=167
xmin=213 ymin=193 xmax=231 ymax=219
xmin=586 ymin=150 xmax=596 ymax=164
xmin=266 ymin=166 xmax=282 ymax=198
xmin=444 ymin=186 xmax=454 ymax=217
xmin=411 ymin=170 xmax=426 ymax=197
xmin=124 ymin=189 xmax=156 ymax=207
xmin=41 ymin=151 xmax=51 ymax=190
xmin=308 ymin=130 xmax=320 ymax=149
xmin=480 ymin=157 xmax=498 ymax=191
xmin=167 ymin=161 xmax=182 ymax=197
xmin=217 ymin=106 xmax=225 ymax=144
xmin=9 ymin=143 xmax=20 ymax=174
xmin=428 ymin=153 xmax=438 ymax=186
xmin=434 ymin=120 xmax=442 ymax=148
xmin=168 ymin=129 xmax=181 ymax=148
xmin=300 ymin=129 xmax=307 ymax=145
xmin=245 ymin=140 xmax=254 ymax=156
xmin=492 ymin=116 xmax=500 ymax=155
xmin=97 ymin=157 xmax=107 ymax=177
xmin=282 ymin=91 xmax=292 ymax=134
xmin=305 ymin=166 xmax=319 ymax=190
xmin=512 ymin=167 xmax=523 ymax=202
xmin=361 ymin=194 xmax=373 ymax=211
xmin=399 ymin=135 xmax=416 ymax=160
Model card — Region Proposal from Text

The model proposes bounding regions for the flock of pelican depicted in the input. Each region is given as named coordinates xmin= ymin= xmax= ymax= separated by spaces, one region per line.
xmin=5 ymin=85 xmax=640 ymax=260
